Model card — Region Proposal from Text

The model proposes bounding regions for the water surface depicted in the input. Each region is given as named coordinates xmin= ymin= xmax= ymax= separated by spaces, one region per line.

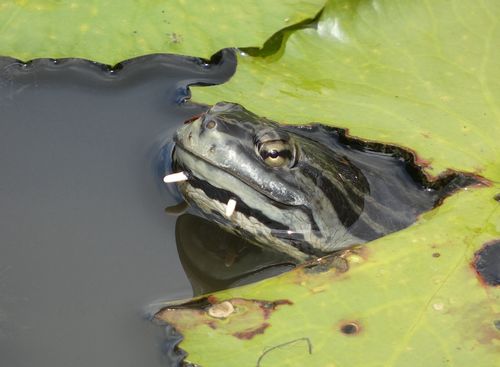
xmin=0 ymin=52 xmax=235 ymax=367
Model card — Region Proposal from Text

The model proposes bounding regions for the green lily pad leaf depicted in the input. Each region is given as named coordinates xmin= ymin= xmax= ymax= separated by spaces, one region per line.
xmin=157 ymin=188 xmax=499 ymax=366
xmin=0 ymin=0 xmax=324 ymax=64
xmin=194 ymin=0 xmax=500 ymax=180
xmin=157 ymin=0 xmax=500 ymax=365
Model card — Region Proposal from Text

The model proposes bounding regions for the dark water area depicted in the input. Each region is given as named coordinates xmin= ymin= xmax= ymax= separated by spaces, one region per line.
xmin=175 ymin=214 xmax=294 ymax=295
xmin=0 ymin=52 xmax=237 ymax=367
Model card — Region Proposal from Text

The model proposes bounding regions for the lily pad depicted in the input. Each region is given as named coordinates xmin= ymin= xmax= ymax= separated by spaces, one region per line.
xmin=194 ymin=0 xmax=500 ymax=180
xmin=0 ymin=0 xmax=324 ymax=65
xmin=157 ymin=0 xmax=500 ymax=365
xmin=158 ymin=187 xmax=499 ymax=366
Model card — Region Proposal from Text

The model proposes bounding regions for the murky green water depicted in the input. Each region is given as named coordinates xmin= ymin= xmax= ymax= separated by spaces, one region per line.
xmin=0 ymin=52 xmax=235 ymax=367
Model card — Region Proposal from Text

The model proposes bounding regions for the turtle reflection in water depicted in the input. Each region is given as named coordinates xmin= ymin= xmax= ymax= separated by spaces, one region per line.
xmin=165 ymin=102 xmax=474 ymax=262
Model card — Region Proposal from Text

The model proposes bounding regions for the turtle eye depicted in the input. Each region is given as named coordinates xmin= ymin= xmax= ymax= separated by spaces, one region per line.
xmin=258 ymin=140 xmax=294 ymax=168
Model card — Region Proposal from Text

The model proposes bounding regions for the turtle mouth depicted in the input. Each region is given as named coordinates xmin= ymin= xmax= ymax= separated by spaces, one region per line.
xmin=172 ymin=141 xmax=296 ymax=209
xmin=172 ymin=151 xmax=324 ymax=259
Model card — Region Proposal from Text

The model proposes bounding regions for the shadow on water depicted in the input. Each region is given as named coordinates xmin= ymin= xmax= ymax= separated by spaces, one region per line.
xmin=175 ymin=214 xmax=295 ymax=295
xmin=0 ymin=50 xmax=237 ymax=367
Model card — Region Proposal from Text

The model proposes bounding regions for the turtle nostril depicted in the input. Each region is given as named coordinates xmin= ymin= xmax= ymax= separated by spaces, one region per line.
xmin=206 ymin=120 xmax=216 ymax=129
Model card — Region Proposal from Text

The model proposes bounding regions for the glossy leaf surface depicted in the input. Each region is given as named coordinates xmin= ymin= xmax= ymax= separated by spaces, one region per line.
xmin=0 ymin=0 xmax=324 ymax=64
xmin=195 ymin=0 xmax=500 ymax=179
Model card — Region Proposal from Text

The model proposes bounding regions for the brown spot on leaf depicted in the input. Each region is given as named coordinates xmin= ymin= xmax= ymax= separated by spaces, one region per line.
xmin=339 ymin=321 xmax=362 ymax=335
xmin=155 ymin=297 xmax=292 ymax=342
xmin=432 ymin=252 xmax=441 ymax=258
xmin=331 ymin=256 xmax=349 ymax=272
xmin=294 ymin=248 xmax=368 ymax=292
xmin=262 ymin=299 xmax=293 ymax=319
xmin=233 ymin=322 xmax=270 ymax=340
xmin=303 ymin=253 xmax=349 ymax=274
xmin=477 ymin=320 xmax=500 ymax=344
xmin=206 ymin=295 xmax=219 ymax=304
xmin=449 ymin=300 xmax=500 ymax=346
xmin=494 ymin=193 xmax=500 ymax=202
xmin=472 ymin=240 xmax=500 ymax=286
